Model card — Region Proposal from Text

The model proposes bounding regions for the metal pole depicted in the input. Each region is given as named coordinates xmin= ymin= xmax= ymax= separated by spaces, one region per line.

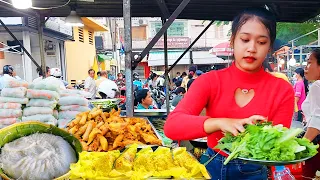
xmin=38 ymin=15 xmax=46 ymax=78
xmin=300 ymin=46 xmax=303 ymax=66
xmin=123 ymin=0 xmax=134 ymax=117
xmin=318 ymin=29 xmax=320 ymax=46
xmin=0 ymin=19 xmax=41 ymax=70
xmin=162 ymin=18 xmax=170 ymax=115
xmin=167 ymin=20 xmax=214 ymax=73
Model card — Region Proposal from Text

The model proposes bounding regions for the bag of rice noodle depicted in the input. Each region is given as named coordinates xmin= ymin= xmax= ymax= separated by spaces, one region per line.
xmin=58 ymin=111 xmax=80 ymax=120
xmin=58 ymin=119 xmax=72 ymax=128
xmin=22 ymin=114 xmax=57 ymax=125
xmin=0 ymin=97 xmax=28 ymax=104
xmin=28 ymin=79 xmax=60 ymax=92
xmin=1 ymin=87 xmax=27 ymax=98
xmin=61 ymin=89 xmax=90 ymax=97
xmin=27 ymin=89 xmax=59 ymax=101
xmin=23 ymin=107 xmax=53 ymax=116
xmin=53 ymin=110 xmax=59 ymax=119
xmin=60 ymin=93 xmax=83 ymax=98
xmin=26 ymin=99 xmax=57 ymax=109
xmin=60 ymin=105 xmax=90 ymax=112
xmin=0 ymin=103 xmax=22 ymax=109
xmin=59 ymin=97 xmax=88 ymax=106
xmin=2 ymin=79 xmax=28 ymax=88
xmin=0 ymin=118 xmax=18 ymax=125
xmin=0 ymin=109 xmax=22 ymax=118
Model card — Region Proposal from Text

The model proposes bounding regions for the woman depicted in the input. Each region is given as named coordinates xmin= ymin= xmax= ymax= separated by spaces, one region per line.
xmin=164 ymin=7 xmax=295 ymax=180
xmin=293 ymin=68 xmax=308 ymax=122
xmin=302 ymin=49 xmax=320 ymax=179
xmin=115 ymin=73 xmax=125 ymax=90
xmin=135 ymin=89 xmax=156 ymax=110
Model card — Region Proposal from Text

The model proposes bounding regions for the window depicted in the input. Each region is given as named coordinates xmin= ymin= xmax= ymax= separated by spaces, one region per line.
xmin=150 ymin=21 xmax=187 ymax=37
xmin=78 ymin=28 xmax=84 ymax=43
xmin=88 ymin=31 xmax=94 ymax=45
xmin=132 ymin=26 xmax=147 ymax=41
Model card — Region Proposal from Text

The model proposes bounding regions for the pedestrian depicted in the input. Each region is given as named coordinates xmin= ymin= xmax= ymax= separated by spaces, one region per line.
xmin=301 ymin=48 xmax=320 ymax=179
xmin=84 ymin=69 xmax=96 ymax=100
xmin=172 ymin=87 xmax=186 ymax=107
xmin=293 ymin=68 xmax=308 ymax=122
xmin=135 ymin=89 xmax=156 ymax=109
xmin=164 ymin=7 xmax=294 ymax=179
xmin=172 ymin=72 xmax=181 ymax=83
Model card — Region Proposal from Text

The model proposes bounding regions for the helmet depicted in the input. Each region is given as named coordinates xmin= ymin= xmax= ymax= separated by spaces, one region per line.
xmin=50 ymin=68 xmax=62 ymax=78
xmin=98 ymin=80 xmax=118 ymax=99
xmin=133 ymin=72 xmax=139 ymax=81
xmin=3 ymin=65 xmax=14 ymax=75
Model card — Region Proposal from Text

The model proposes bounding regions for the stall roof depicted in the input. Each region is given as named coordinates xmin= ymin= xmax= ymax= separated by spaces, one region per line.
xmin=0 ymin=0 xmax=319 ymax=22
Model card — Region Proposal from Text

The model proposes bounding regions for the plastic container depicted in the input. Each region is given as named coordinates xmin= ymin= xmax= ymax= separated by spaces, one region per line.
xmin=273 ymin=166 xmax=295 ymax=180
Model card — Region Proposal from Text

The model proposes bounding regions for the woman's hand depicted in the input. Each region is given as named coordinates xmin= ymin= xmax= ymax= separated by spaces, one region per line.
xmin=204 ymin=115 xmax=267 ymax=136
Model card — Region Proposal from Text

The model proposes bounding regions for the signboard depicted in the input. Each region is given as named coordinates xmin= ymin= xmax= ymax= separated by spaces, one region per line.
xmin=149 ymin=37 xmax=190 ymax=49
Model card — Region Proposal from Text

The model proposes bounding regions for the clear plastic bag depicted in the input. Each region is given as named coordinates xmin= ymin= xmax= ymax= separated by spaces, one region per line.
xmin=0 ymin=118 xmax=18 ymax=125
xmin=1 ymin=87 xmax=27 ymax=98
xmin=26 ymin=99 xmax=57 ymax=109
xmin=0 ymin=103 xmax=22 ymax=109
xmin=53 ymin=110 xmax=59 ymax=119
xmin=23 ymin=107 xmax=53 ymax=116
xmin=60 ymin=89 xmax=90 ymax=97
xmin=2 ymin=78 xmax=28 ymax=88
xmin=59 ymin=97 xmax=88 ymax=106
xmin=0 ymin=97 xmax=28 ymax=104
xmin=59 ymin=105 xmax=90 ymax=112
xmin=58 ymin=119 xmax=72 ymax=128
xmin=22 ymin=114 xmax=57 ymax=125
xmin=28 ymin=79 xmax=60 ymax=92
xmin=0 ymin=109 xmax=22 ymax=118
xmin=58 ymin=111 xmax=80 ymax=120
xmin=27 ymin=89 xmax=59 ymax=100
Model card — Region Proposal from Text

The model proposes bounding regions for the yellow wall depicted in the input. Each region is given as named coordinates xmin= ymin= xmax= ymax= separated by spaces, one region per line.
xmin=65 ymin=25 xmax=96 ymax=82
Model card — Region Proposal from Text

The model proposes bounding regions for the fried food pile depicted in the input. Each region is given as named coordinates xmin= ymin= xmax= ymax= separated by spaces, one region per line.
xmin=70 ymin=144 xmax=211 ymax=179
xmin=66 ymin=108 xmax=162 ymax=151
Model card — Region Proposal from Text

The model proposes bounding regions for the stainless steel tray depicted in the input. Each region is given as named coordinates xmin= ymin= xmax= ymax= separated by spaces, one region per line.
xmin=90 ymin=98 xmax=122 ymax=104
xmin=223 ymin=150 xmax=314 ymax=166
xmin=133 ymin=109 xmax=169 ymax=117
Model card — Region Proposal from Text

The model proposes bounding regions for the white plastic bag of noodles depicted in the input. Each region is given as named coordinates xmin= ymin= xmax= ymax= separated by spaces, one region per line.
xmin=0 ymin=103 xmax=22 ymax=109
xmin=1 ymin=87 xmax=27 ymax=98
xmin=0 ymin=97 xmax=28 ymax=104
xmin=59 ymin=96 xmax=89 ymax=106
xmin=28 ymin=79 xmax=60 ymax=92
xmin=61 ymin=89 xmax=91 ymax=97
xmin=26 ymin=89 xmax=59 ymax=101
xmin=0 ymin=109 xmax=22 ymax=118
xmin=58 ymin=111 xmax=81 ymax=120
xmin=26 ymin=99 xmax=57 ymax=109
xmin=59 ymin=105 xmax=90 ymax=112
xmin=22 ymin=114 xmax=57 ymax=125
xmin=0 ymin=118 xmax=18 ymax=126
xmin=23 ymin=107 xmax=54 ymax=117
xmin=2 ymin=78 xmax=28 ymax=88
xmin=58 ymin=119 xmax=73 ymax=128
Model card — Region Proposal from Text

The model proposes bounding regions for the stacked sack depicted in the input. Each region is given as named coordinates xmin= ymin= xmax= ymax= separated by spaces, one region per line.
xmin=58 ymin=89 xmax=90 ymax=128
xmin=22 ymin=79 xmax=60 ymax=125
xmin=0 ymin=78 xmax=29 ymax=128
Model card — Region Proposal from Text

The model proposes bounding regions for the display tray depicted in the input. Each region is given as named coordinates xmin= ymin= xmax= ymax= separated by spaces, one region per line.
xmin=133 ymin=109 xmax=169 ymax=117
xmin=90 ymin=98 xmax=122 ymax=104
xmin=222 ymin=150 xmax=314 ymax=166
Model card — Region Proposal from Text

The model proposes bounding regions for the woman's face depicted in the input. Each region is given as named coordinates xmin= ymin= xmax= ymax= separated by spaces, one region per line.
xmin=233 ymin=18 xmax=271 ymax=73
xmin=142 ymin=92 xmax=153 ymax=106
xmin=118 ymin=74 xmax=123 ymax=79
xmin=305 ymin=53 xmax=320 ymax=81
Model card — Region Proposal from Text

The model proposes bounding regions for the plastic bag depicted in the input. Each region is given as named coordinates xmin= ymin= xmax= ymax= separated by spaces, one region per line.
xmin=28 ymin=79 xmax=60 ymax=92
xmin=0 ymin=109 xmax=22 ymax=118
xmin=27 ymin=89 xmax=59 ymax=100
xmin=1 ymin=87 xmax=27 ymax=98
xmin=26 ymin=99 xmax=57 ymax=109
xmin=53 ymin=110 xmax=59 ymax=119
xmin=60 ymin=105 xmax=90 ymax=112
xmin=0 ymin=118 xmax=18 ymax=125
xmin=61 ymin=89 xmax=91 ymax=97
xmin=22 ymin=114 xmax=57 ymax=125
xmin=0 ymin=103 xmax=22 ymax=109
xmin=58 ymin=111 xmax=80 ymax=120
xmin=58 ymin=119 xmax=72 ymax=128
xmin=59 ymin=97 xmax=88 ymax=106
xmin=2 ymin=78 xmax=28 ymax=88
xmin=0 ymin=97 xmax=28 ymax=104
xmin=23 ymin=107 xmax=53 ymax=116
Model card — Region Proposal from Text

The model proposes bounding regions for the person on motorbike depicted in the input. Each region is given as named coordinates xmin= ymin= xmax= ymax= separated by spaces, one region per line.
xmin=97 ymin=71 xmax=119 ymax=99
xmin=48 ymin=68 xmax=69 ymax=90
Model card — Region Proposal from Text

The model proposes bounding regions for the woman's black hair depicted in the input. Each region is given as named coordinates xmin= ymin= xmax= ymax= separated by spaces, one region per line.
xmin=150 ymin=73 xmax=157 ymax=80
xmin=312 ymin=48 xmax=320 ymax=65
xmin=295 ymin=68 xmax=309 ymax=94
xmin=230 ymin=7 xmax=276 ymax=50
xmin=188 ymin=73 xmax=193 ymax=79
xmin=134 ymin=89 xmax=149 ymax=106
xmin=181 ymin=72 xmax=187 ymax=77
xmin=36 ymin=66 xmax=49 ymax=76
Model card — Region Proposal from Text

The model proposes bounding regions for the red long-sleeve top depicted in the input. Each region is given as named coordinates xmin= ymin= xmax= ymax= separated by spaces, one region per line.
xmin=164 ymin=64 xmax=295 ymax=150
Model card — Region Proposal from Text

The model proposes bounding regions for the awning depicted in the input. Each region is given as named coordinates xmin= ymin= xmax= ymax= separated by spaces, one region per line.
xmin=82 ymin=17 xmax=108 ymax=32
xmin=148 ymin=50 xmax=190 ymax=66
xmin=193 ymin=51 xmax=231 ymax=65
xmin=97 ymin=54 xmax=112 ymax=62
xmin=209 ymin=42 xmax=233 ymax=56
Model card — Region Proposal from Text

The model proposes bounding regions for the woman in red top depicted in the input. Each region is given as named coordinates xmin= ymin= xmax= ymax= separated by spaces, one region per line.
xmin=164 ymin=7 xmax=295 ymax=180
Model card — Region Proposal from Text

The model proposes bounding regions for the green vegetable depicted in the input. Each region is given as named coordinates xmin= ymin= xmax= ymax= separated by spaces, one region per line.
xmin=215 ymin=122 xmax=319 ymax=165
